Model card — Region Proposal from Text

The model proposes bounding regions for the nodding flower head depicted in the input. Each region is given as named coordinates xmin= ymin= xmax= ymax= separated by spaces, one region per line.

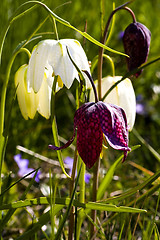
xmin=123 ymin=22 xmax=151 ymax=77
xmin=49 ymin=101 xmax=130 ymax=168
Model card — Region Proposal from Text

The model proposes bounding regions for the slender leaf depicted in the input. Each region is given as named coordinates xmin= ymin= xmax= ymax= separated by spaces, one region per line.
xmin=97 ymin=145 xmax=141 ymax=200
xmin=15 ymin=1 xmax=128 ymax=57
xmin=15 ymin=207 xmax=63 ymax=240
xmin=100 ymin=168 xmax=160 ymax=204
xmin=55 ymin=165 xmax=82 ymax=240
xmin=0 ymin=196 xmax=146 ymax=214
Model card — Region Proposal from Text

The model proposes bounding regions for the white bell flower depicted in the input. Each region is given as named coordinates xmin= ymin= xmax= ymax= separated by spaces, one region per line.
xmin=15 ymin=64 xmax=52 ymax=120
xmin=89 ymin=76 xmax=136 ymax=130
xmin=27 ymin=39 xmax=91 ymax=93
xmin=15 ymin=39 xmax=91 ymax=120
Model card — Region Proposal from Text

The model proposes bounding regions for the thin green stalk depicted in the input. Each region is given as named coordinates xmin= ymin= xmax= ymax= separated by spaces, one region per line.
xmin=68 ymin=146 xmax=78 ymax=240
xmin=0 ymin=48 xmax=31 ymax=194
xmin=68 ymin=85 xmax=80 ymax=240
xmin=76 ymin=158 xmax=86 ymax=239
xmin=103 ymin=54 xmax=115 ymax=76
xmin=52 ymin=17 xmax=59 ymax=40
xmin=0 ymin=4 xmax=37 ymax=64
xmin=90 ymin=158 xmax=100 ymax=238
xmin=51 ymin=76 xmax=71 ymax=179
xmin=15 ymin=1 xmax=127 ymax=57
xmin=98 ymin=1 xmax=135 ymax=99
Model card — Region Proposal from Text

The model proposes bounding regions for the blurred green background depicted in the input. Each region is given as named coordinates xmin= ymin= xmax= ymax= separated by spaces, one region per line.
xmin=1 ymin=0 xmax=160 ymax=176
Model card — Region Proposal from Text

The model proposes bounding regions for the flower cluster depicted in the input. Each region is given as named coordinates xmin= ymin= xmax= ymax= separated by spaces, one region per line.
xmin=15 ymin=15 xmax=151 ymax=169
xmin=15 ymin=39 xmax=90 ymax=120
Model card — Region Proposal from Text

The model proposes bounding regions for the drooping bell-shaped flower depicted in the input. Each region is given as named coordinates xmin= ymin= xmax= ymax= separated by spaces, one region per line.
xmin=15 ymin=64 xmax=52 ymax=119
xmin=49 ymin=101 xmax=130 ymax=168
xmin=15 ymin=39 xmax=90 ymax=119
xmin=27 ymin=39 xmax=91 ymax=93
xmin=89 ymin=76 xmax=136 ymax=130
xmin=123 ymin=22 xmax=151 ymax=77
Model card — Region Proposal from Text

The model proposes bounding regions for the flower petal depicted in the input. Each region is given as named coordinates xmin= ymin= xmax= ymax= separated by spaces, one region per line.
xmin=49 ymin=129 xmax=76 ymax=151
xmin=48 ymin=39 xmax=91 ymax=88
xmin=15 ymin=64 xmax=38 ymax=119
xmin=89 ymin=76 xmax=136 ymax=130
xmin=75 ymin=103 xmax=103 ymax=168
xmin=27 ymin=40 xmax=54 ymax=92
xmin=37 ymin=74 xmax=52 ymax=119
xmin=96 ymin=102 xmax=130 ymax=160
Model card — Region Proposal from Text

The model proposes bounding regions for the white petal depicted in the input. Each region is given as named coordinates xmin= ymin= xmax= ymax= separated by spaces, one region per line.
xmin=27 ymin=40 xmax=55 ymax=93
xmin=48 ymin=39 xmax=91 ymax=88
xmin=90 ymin=76 xmax=136 ymax=130
xmin=37 ymin=75 xmax=52 ymax=119
xmin=15 ymin=64 xmax=38 ymax=119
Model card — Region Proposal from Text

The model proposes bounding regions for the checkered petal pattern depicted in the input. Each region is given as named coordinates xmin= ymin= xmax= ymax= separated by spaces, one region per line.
xmin=123 ymin=22 xmax=151 ymax=77
xmin=49 ymin=101 xmax=130 ymax=168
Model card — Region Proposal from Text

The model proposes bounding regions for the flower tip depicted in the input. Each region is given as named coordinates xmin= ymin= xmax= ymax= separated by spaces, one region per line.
xmin=48 ymin=144 xmax=59 ymax=150
xmin=122 ymin=147 xmax=131 ymax=163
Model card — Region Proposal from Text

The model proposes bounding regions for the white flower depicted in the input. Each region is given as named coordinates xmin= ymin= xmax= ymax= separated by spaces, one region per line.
xmin=89 ymin=76 xmax=136 ymax=130
xmin=15 ymin=64 xmax=52 ymax=119
xmin=15 ymin=39 xmax=91 ymax=119
xmin=27 ymin=39 xmax=91 ymax=93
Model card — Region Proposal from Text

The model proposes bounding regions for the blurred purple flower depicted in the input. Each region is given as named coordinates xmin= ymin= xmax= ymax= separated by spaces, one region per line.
xmin=136 ymin=103 xmax=145 ymax=115
xmin=14 ymin=154 xmax=41 ymax=182
xmin=64 ymin=157 xmax=91 ymax=183
xmin=118 ymin=31 xmax=124 ymax=40
xmin=136 ymin=95 xmax=146 ymax=115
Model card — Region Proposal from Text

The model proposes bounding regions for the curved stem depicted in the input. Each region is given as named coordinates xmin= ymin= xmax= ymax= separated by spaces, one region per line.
xmin=98 ymin=2 xmax=136 ymax=100
xmin=0 ymin=48 xmax=31 ymax=193
xmin=103 ymin=54 xmax=115 ymax=76
xmin=82 ymin=70 xmax=99 ymax=103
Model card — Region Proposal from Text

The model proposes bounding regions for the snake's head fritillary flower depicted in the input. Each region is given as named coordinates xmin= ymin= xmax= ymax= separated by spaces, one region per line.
xmin=15 ymin=64 xmax=52 ymax=119
xmin=89 ymin=76 xmax=136 ymax=130
xmin=15 ymin=39 xmax=90 ymax=119
xmin=49 ymin=101 xmax=130 ymax=168
xmin=123 ymin=22 xmax=151 ymax=77
xmin=27 ymin=39 xmax=91 ymax=93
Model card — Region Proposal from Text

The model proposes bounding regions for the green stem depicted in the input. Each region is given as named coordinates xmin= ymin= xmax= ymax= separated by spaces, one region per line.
xmin=103 ymin=54 xmax=115 ymax=76
xmin=98 ymin=1 xmax=136 ymax=99
xmin=76 ymin=158 xmax=85 ymax=239
xmin=90 ymin=158 xmax=100 ymax=238
xmin=68 ymin=146 xmax=78 ymax=240
xmin=0 ymin=48 xmax=31 ymax=194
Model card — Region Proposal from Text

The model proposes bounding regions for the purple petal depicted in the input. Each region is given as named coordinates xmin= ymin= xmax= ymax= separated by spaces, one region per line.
xmin=85 ymin=173 xmax=91 ymax=184
xmin=49 ymin=130 xmax=76 ymax=151
xmin=96 ymin=102 xmax=131 ymax=160
xmin=123 ymin=22 xmax=151 ymax=77
xmin=75 ymin=103 xmax=103 ymax=168
xmin=64 ymin=157 xmax=73 ymax=176
xmin=14 ymin=154 xmax=29 ymax=169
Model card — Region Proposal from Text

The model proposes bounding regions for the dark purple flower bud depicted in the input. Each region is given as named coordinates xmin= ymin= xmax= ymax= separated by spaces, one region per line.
xmin=49 ymin=101 xmax=131 ymax=169
xmin=123 ymin=22 xmax=151 ymax=77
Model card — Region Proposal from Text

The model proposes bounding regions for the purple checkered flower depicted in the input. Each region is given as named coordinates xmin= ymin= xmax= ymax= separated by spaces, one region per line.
xmin=123 ymin=22 xmax=151 ymax=77
xmin=49 ymin=101 xmax=130 ymax=169
xmin=14 ymin=154 xmax=41 ymax=182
